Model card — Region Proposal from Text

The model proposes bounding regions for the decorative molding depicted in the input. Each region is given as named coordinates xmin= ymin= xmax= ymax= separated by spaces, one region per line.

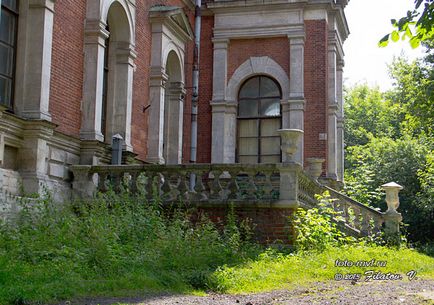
xmin=227 ymin=56 xmax=290 ymax=102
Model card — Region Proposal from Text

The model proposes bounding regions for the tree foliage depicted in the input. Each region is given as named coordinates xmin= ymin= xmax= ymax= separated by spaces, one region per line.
xmin=379 ymin=0 xmax=434 ymax=48
xmin=344 ymin=45 xmax=434 ymax=243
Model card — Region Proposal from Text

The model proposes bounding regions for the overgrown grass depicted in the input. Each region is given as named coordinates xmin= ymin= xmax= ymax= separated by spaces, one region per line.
xmin=209 ymin=245 xmax=434 ymax=293
xmin=0 ymin=191 xmax=259 ymax=304
xmin=1 ymin=190 xmax=433 ymax=304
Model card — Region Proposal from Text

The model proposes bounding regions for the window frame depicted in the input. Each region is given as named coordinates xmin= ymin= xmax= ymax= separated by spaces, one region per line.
xmin=0 ymin=0 xmax=19 ymax=110
xmin=236 ymin=76 xmax=282 ymax=164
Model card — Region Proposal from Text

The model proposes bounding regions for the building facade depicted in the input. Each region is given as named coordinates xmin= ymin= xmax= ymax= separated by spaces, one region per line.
xmin=0 ymin=0 xmax=348 ymax=201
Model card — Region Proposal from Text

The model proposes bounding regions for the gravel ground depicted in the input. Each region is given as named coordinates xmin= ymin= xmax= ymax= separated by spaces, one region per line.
xmin=61 ymin=279 xmax=434 ymax=305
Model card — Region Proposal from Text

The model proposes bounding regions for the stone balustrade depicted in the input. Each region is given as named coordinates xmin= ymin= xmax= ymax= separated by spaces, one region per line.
xmin=72 ymin=164 xmax=283 ymax=207
xmin=71 ymin=162 xmax=398 ymax=239
xmin=70 ymin=128 xmax=402 ymax=241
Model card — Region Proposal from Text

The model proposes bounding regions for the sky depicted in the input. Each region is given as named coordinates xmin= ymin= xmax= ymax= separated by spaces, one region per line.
xmin=343 ymin=0 xmax=426 ymax=91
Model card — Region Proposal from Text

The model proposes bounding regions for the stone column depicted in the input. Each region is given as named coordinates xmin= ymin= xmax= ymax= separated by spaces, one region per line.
xmin=336 ymin=60 xmax=345 ymax=182
xmin=287 ymin=37 xmax=305 ymax=165
xmin=14 ymin=0 xmax=56 ymax=121
xmin=147 ymin=67 xmax=168 ymax=164
xmin=327 ymin=33 xmax=338 ymax=180
xmin=106 ymin=42 xmax=137 ymax=152
xmin=211 ymin=39 xmax=233 ymax=163
xmin=164 ymin=82 xmax=186 ymax=164
xmin=80 ymin=19 xmax=109 ymax=142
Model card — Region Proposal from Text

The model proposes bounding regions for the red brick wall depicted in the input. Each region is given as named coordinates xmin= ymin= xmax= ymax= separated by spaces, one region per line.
xmin=49 ymin=0 xmax=194 ymax=162
xmin=50 ymin=0 xmax=86 ymax=138
xmin=196 ymin=15 xmax=214 ymax=163
xmin=228 ymin=37 xmax=290 ymax=81
xmin=129 ymin=0 xmax=194 ymax=162
xmin=198 ymin=207 xmax=296 ymax=244
xmin=304 ymin=20 xmax=328 ymax=169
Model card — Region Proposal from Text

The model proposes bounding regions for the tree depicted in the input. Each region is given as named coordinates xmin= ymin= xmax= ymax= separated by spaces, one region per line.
xmin=379 ymin=0 xmax=434 ymax=48
xmin=344 ymin=84 xmax=403 ymax=147
xmin=344 ymin=52 xmax=434 ymax=243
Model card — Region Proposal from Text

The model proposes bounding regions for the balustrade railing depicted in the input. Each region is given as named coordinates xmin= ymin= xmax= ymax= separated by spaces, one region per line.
xmin=71 ymin=161 xmax=389 ymax=238
xmin=72 ymin=164 xmax=281 ymax=206
xmin=295 ymin=171 xmax=385 ymax=236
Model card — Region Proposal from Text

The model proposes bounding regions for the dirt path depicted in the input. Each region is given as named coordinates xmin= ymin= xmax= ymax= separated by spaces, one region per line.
xmin=62 ymin=279 xmax=434 ymax=305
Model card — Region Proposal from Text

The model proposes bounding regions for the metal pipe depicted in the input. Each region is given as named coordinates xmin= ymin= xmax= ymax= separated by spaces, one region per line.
xmin=190 ymin=0 xmax=201 ymax=190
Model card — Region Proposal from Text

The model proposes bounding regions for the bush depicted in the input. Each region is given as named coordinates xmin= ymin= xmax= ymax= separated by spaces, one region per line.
xmin=290 ymin=192 xmax=355 ymax=252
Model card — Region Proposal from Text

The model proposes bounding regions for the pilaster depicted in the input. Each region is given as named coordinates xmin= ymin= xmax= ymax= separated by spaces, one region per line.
xmin=80 ymin=20 xmax=109 ymax=142
xmin=211 ymin=38 xmax=233 ymax=163
xmin=15 ymin=0 xmax=56 ymax=121
xmin=211 ymin=101 xmax=237 ymax=164
xmin=287 ymin=37 xmax=305 ymax=165
xmin=164 ymin=82 xmax=186 ymax=164
xmin=146 ymin=67 xmax=168 ymax=164
xmin=327 ymin=30 xmax=338 ymax=180
xmin=336 ymin=59 xmax=345 ymax=182
xmin=106 ymin=42 xmax=137 ymax=152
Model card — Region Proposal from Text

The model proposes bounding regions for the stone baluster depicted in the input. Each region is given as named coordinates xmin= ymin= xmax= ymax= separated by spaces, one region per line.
xmin=178 ymin=170 xmax=189 ymax=200
xmin=263 ymin=171 xmax=274 ymax=200
xmin=160 ymin=171 xmax=172 ymax=199
xmin=373 ymin=215 xmax=384 ymax=234
xmin=99 ymin=172 xmax=109 ymax=192
xmin=209 ymin=169 xmax=223 ymax=200
xmin=226 ymin=169 xmax=240 ymax=200
xmin=352 ymin=207 xmax=361 ymax=230
xmin=245 ymin=170 xmax=258 ymax=200
xmin=342 ymin=203 xmax=350 ymax=224
xmin=129 ymin=171 xmax=139 ymax=194
xmin=361 ymin=210 xmax=371 ymax=235
xmin=193 ymin=170 xmax=208 ymax=201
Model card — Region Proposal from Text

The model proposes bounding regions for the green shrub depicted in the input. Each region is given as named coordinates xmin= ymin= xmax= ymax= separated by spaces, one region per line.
xmin=290 ymin=192 xmax=355 ymax=251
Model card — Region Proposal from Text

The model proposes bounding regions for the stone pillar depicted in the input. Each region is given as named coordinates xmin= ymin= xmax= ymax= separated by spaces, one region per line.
xmin=327 ymin=33 xmax=338 ymax=180
xmin=147 ymin=67 xmax=168 ymax=164
xmin=287 ymin=37 xmax=305 ymax=165
xmin=106 ymin=41 xmax=137 ymax=152
xmin=80 ymin=19 xmax=109 ymax=142
xmin=14 ymin=0 xmax=56 ymax=121
xmin=211 ymin=39 xmax=234 ymax=164
xmin=336 ymin=60 xmax=345 ymax=182
xmin=164 ymin=82 xmax=186 ymax=164
xmin=276 ymin=129 xmax=304 ymax=208
xmin=71 ymin=165 xmax=97 ymax=199
xmin=18 ymin=121 xmax=55 ymax=195
xmin=381 ymin=182 xmax=404 ymax=245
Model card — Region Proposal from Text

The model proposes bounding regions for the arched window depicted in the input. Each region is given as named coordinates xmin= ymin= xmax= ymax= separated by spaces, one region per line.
xmin=237 ymin=76 xmax=282 ymax=163
xmin=0 ymin=0 xmax=19 ymax=109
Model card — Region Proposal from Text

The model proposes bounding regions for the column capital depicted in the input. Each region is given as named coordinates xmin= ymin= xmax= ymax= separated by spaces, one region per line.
xmin=29 ymin=0 xmax=55 ymax=11
xmin=212 ymin=38 xmax=230 ymax=50
xmin=328 ymin=103 xmax=339 ymax=115
xmin=211 ymin=100 xmax=237 ymax=114
xmin=84 ymin=19 xmax=110 ymax=46
xmin=282 ymin=99 xmax=306 ymax=111
xmin=288 ymin=36 xmax=305 ymax=46
xmin=114 ymin=42 xmax=137 ymax=66
xmin=337 ymin=59 xmax=345 ymax=70
xmin=149 ymin=66 xmax=169 ymax=87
